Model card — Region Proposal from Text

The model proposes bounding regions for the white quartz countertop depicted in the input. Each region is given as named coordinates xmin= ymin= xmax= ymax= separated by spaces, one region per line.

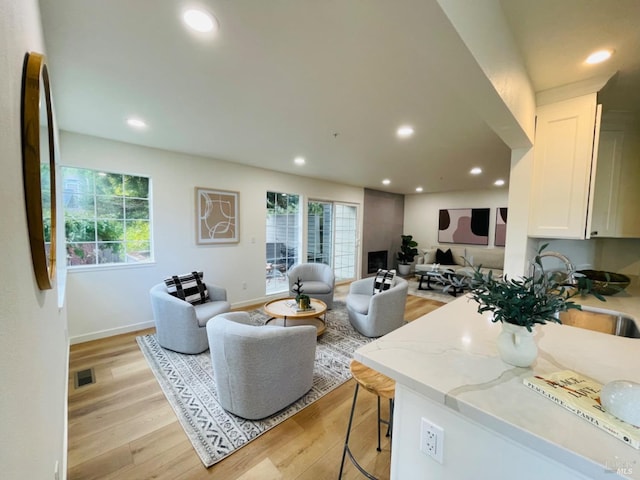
xmin=355 ymin=294 xmax=640 ymax=479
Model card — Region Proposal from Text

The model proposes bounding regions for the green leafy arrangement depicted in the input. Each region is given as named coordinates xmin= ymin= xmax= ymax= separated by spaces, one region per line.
xmin=397 ymin=234 xmax=419 ymax=265
xmin=469 ymin=245 xmax=604 ymax=331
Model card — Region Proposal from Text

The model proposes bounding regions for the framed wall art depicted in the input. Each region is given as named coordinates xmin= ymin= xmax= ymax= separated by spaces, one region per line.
xmin=495 ymin=207 xmax=508 ymax=247
xmin=195 ymin=187 xmax=239 ymax=244
xmin=438 ymin=208 xmax=489 ymax=245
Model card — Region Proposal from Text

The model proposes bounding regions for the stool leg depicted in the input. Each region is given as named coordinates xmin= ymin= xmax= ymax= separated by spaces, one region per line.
xmin=338 ymin=383 xmax=379 ymax=480
xmin=338 ymin=383 xmax=359 ymax=479
xmin=386 ymin=398 xmax=393 ymax=437
xmin=376 ymin=395 xmax=382 ymax=452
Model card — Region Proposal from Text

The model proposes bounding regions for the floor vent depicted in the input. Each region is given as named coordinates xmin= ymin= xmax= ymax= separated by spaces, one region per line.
xmin=74 ymin=368 xmax=96 ymax=388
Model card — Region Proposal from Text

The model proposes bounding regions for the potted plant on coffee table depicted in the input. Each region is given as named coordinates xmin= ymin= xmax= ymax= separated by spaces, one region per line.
xmin=468 ymin=245 xmax=604 ymax=367
xmin=396 ymin=234 xmax=419 ymax=276
xmin=292 ymin=277 xmax=311 ymax=310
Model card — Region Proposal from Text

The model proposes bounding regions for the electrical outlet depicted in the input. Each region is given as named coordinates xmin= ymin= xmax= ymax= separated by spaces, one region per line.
xmin=242 ymin=281 xmax=247 ymax=290
xmin=420 ymin=417 xmax=444 ymax=464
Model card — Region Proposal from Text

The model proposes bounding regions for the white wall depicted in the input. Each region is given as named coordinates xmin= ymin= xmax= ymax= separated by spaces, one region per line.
xmin=60 ymin=131 xmax=364 ymax=343
xmin=0 ymin=1 xmax=68 ymax=478
xmin=504 ymin=148 xmax=537 ymax=276
xmin=537 ymin=238 xmax=640 ymax=277
xmin=404 ymin=188 xmax=509 ymax=251
xmin=436 ymin=0 xmax=535 ymax=148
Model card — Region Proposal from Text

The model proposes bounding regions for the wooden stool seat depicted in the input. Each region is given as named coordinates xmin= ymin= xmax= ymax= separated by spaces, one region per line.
xmin=350 ymin=360 xmax=395 ymax=400
xmin=338 ymin=360 xmax=395 ymax=479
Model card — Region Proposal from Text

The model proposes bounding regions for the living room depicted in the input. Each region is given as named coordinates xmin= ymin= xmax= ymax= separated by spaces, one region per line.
xmin=3 ymin=1 xmax=640 ymax=480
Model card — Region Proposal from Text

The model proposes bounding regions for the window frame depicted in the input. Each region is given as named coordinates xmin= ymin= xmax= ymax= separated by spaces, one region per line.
xmin=61 ymin=165 xmax=154 ymax=270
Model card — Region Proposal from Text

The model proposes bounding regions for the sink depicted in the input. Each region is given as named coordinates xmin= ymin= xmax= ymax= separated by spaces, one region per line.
xmin=558 ymin=307 xmax=640 ymax=338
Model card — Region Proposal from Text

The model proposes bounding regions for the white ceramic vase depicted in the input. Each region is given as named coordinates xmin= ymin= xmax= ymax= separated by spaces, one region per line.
xmin=497 ymin=322 xmax=538 ymax=367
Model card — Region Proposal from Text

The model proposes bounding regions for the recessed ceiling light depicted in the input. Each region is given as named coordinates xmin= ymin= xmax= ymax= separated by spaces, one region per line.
xmin=396 ymin=126 xmax=414 ymax=138
xmin=183 ymin=8 xmax=217 ymax=33
xmin=470 ymin=167 xmax=482 ymax=175
xmin=294 ymin=156 xmax=305 ymax=165
xmin=494 ymin=179 xmax=505 ymax=186
xmin=585 ymin=49 xmax=613 ymax=65
xmin=415 ymin=187 xmax=423 ymax=193
xmin=382 ymin=179 xmax=391 ymax=185
xmin=126 ymin=117 xmax=147 ymax=129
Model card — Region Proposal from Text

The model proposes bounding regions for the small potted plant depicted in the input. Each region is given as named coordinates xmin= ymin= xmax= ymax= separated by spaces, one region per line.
xmin=396 ymin=234 xmax=419 ymax=276
xmin=468 ymin=245 xmax=604 ymax=367
xmin=292 ymin=277 xmax=310 ymax=310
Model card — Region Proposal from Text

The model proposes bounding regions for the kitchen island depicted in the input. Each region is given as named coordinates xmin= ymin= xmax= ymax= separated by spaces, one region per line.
xmin=354 ymin=291 xmax=640 ymax=479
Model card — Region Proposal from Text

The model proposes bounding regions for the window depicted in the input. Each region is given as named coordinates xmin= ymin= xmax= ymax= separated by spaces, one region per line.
xmin=62 ymin=167 xmax=152 ymax=266
xmin=266 ymin=191 xmax=300 ymax=294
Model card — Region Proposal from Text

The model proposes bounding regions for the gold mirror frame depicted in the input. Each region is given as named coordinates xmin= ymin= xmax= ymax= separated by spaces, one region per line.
xmin=21 ymin=52 xmax=57 ymax=290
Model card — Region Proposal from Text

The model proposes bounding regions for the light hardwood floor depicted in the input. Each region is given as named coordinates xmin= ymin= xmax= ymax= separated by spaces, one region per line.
xmin=67 ymin=287 xmax=445 ymax=480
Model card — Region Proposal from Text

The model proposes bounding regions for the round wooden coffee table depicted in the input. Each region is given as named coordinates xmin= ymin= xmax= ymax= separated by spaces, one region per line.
xmin=263 ymin=298 xmax=327 ymax=336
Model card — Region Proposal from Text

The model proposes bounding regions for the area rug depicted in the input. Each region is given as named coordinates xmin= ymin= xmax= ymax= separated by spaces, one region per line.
xmin=136 ymin=300 xmax=374 ymax=467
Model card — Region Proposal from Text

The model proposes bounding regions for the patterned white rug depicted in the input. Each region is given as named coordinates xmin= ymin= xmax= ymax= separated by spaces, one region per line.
xmin=137 ymin=300 xmax=374 ymax=467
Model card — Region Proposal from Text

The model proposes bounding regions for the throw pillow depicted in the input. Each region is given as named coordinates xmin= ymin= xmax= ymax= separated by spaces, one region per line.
xmin=422 ymin=249 xmax=436 ymax=265
xmin=435 ymin=248 xmax=454 ymax=265
xmin=164 ymin=271 xmax=209 ymax=305
xmin=373 ymin=269 xmax=396 ymax=294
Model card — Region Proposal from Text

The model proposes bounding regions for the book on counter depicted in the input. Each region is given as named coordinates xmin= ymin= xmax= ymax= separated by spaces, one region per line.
xmin=523 ymin=370 xmax=640 ymax=450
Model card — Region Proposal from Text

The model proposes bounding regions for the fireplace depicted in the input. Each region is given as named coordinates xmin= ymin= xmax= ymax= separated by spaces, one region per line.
xmin=367 ymin=250 xmax=388 ymax=274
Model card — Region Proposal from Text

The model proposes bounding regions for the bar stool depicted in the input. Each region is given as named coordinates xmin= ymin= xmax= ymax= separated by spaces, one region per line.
xmin=338 ymin=359 xmax=395 ymax=479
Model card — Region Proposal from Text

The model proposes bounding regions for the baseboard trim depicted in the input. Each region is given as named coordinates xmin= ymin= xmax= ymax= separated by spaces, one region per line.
xmin=69 ymin=294 xmax=291 ymax=345
xmin=231 ymin=294 xmax=287 ymax=309
xmin=69 ymin=320 xmax=155 ymax=345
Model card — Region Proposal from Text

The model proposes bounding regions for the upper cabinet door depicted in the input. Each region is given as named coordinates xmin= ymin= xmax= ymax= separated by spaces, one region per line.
xmin=590 ymin=130 xmax=624 ymax=237
xmin=528 ymin=94 xmax=600 ymax=239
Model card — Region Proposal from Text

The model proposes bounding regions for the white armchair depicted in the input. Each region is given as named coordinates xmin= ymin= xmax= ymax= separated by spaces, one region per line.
xmin=149 ymin=282 xmax=230 ymax=354
xmin=207 ymin=312 xmax=317 ymax=419
xmin=346 ymin=276 xmax=408 ymax=337
xmin=288 ymin=263 xmax=336 ymax=308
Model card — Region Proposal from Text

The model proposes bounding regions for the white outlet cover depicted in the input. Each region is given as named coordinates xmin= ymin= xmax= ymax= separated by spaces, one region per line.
xmin=420 ymin=417 xmax=444 ymax=464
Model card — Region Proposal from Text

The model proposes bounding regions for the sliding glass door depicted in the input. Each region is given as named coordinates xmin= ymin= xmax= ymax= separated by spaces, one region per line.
xmin=266 ymin=192 xmax=300 ymax=294
xmin=308 ymin=201 xmax=357 ymax=281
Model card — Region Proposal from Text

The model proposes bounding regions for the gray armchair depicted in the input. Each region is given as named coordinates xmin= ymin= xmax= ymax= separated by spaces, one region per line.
xmin=346 ymin=276 xmax=408 ymax=337
xmin=150 ymin=282 xmax=230 ymax=354
xmin=207 ymin=311 xmax=317 ymax=420
xmin=288 ymin=263 xmax=336 ymax=308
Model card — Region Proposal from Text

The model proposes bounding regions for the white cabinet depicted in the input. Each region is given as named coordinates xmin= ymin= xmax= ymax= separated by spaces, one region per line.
xmin=591 ymin=112 xmax=640 ymax=238
xmin=590 ymin=130 xmax=623 ymax=237
xmin=528 ymin=93 xmax=601 ymax=239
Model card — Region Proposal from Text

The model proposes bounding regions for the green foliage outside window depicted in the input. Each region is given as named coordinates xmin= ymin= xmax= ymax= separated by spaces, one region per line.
xmin=62 ymin=167 xmax=152 ymax=266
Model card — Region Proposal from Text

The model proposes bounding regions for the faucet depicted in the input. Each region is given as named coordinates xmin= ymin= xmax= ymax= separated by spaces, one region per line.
xmin=531 ymin=251 xmax=576 ymax=285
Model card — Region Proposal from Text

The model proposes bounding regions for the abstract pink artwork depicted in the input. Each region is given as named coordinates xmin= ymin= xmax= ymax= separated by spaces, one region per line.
xmin=495 ymin=208 xmax=507 ymax=247
xmin=438 ymin=208 xmax=489 ymax=245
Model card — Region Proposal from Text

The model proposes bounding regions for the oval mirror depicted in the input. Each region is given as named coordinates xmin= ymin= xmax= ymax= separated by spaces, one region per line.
xmin=21 ymin=52 xmax=57 ymax=290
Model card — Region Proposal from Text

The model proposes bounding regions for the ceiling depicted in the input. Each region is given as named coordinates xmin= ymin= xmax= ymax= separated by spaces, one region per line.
xmin=39 ymin=0 xmax=640 ymax=195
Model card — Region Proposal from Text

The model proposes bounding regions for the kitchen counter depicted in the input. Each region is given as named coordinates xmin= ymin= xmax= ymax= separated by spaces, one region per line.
xmin=355 ymin=292 xmax=640 ymax=479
